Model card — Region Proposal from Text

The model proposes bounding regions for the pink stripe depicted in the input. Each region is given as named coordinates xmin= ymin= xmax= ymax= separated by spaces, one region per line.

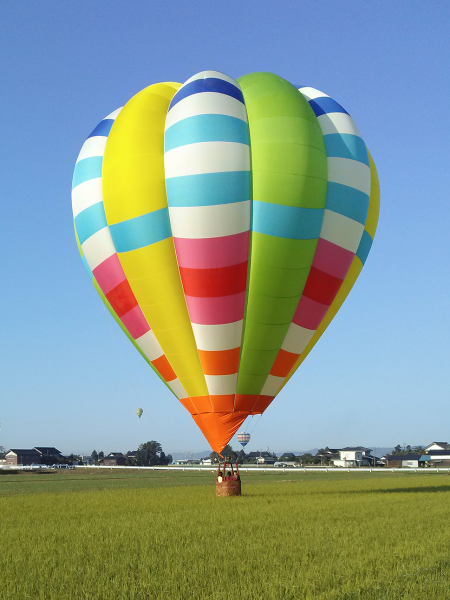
xmin=312 ymin=238 xmax=354 ymax=280
xmin=174 ymin=232 xmax=249 ymax=269
xmin=93 ymin=254 xmax=126 ymax=295
xmin=185 ymin=292 xmax=246 ymax=325
xmin=293 ymin=295 xmax=329 ymax=330
xmin=120 ymin=305 xmax=150 ymax=339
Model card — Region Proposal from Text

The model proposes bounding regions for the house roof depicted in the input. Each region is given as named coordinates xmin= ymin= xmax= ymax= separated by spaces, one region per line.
xmin=424 ymin=450 xmax=450 ymax=456
xmin=34 ymin=447 xmax=61 ymax=455
xmin=248 ymin=451 xmax=271 ymax=458
xmin=127 ymin=451 xmax=138 ymax=457
xmin=341 ymin=447 xmax=371 ymax=452
xmin=106 ymin=452 xmax=124 ymax=458
xmin=386 ymin=453 xmax=421 ymax=461
xmin=7 ymin=449 xmax=41 ymax=456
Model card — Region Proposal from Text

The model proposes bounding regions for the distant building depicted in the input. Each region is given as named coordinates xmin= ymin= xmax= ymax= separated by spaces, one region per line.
xmin=424 ymin=442 xmax=450 ymax=452
xmin=422 ymin=450 xmax=450 ymax=467
xmin=5 ymin=449 xmax=41 ymax=466
xmin=333 ymin=447 xmax=373 ymax=468
xmin=34 ymin=447 xmax=62 ymax=464
xmin=386 ymin=453 xmax=421 ymax=468
xmin=103 ymin=453 xmax=126 ymax=466
xmin=315 ymin=448 xmax=340 ymax=464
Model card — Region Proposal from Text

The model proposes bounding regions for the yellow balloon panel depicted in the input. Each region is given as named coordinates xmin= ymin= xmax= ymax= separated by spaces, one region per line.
xmin=102 ymin=82 xmax=208 ymax=398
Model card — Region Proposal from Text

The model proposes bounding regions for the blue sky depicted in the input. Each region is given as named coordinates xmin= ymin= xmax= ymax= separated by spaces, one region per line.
xmin=1 ymin=1 xmax=449 ymax=456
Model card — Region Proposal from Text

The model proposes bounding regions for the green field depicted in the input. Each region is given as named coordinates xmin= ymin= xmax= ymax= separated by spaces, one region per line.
xmin=2 ymin=469 xmax=450 ymax=599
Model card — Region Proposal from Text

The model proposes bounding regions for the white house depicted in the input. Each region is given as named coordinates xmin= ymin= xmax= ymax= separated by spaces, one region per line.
xmin=424 ymin=442 xmax=449 ymax=452
xmin=333 ymin=447 xmax=373 ymax=468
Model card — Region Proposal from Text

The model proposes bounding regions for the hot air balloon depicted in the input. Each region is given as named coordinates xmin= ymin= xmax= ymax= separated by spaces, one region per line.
xmin=136 ymin=408 xmax=143 ymax=419
xmin=72 ymin=71 xmax=379 ymax=456
xmin=237 ymin=432 xmax=251 ymax=449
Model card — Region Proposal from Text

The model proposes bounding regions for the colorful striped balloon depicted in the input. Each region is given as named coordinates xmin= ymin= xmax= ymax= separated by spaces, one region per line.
xmin=237 ymin=432 xmax=251 ymax=448
xmin=72 ymin=71 xmax=380 ymax=455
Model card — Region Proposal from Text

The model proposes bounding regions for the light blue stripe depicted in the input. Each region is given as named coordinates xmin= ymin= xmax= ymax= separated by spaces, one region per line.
xmin=252 ymin=201 xmax=323 ymax=240
xmin=74 ymin=202 xmax=108 ymax=245
xmin=166 ymin=171 xmax=251 ymax=207
xmin=324 ymin=134 xmax=369 ymax=166
xmin=72 ymin=156 xmax=103 ymax=189
xmin=326 ymin=182 xmax=369 ymax=225
xmin=109 ymin=208 xmax=172 ymax=253
xmin=165 ymin=114 xmax=249 ymax=152
xmin=82 ymin=255 xmax=94 ymax=280
xmin=356 ymin=230 xmax=373 ymax=265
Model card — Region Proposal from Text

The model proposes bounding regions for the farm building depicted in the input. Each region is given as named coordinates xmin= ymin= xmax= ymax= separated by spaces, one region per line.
xmin=422 ymin=450 xmax=450 ymax=467
xmin=5 ymin=449 xmax=41 ymax=466
xmin=333 ymin=447 xmax=373 ymax=467
xmin=34 ymin=447 xmax=62 ymax=464
xmin=386 ymin=453 xmax=421 ymax=468
xmin=103 ymin=453 xmax=126 ymax=466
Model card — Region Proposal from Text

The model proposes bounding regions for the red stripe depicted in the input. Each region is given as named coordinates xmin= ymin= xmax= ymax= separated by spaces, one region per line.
xmin=105 ymin=280 xmax=138 ymax=317
xmin=179 ymin=262 xmax=248 ymax=298
xmin=302 ymin=266 xmax=343 ymax=306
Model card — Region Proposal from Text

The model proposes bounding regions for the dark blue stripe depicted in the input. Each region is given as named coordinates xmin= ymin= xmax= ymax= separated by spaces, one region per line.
xmin=75 ymin=202 xmax=108 ymax=245
xmin=169 ymin=78 xmax=244 ymax=110
xmin=109 ymin=208 xmax=172 ymax=253
xmin=252 ymin=201 xmax=323 ymax=240
xmin=324 ymin=134 xmax=369 ymax=166
xmin=166 ymin=171 xmax=251 ymax=207
xmin=88 ymin=119 xmax=114 ymax=139
xmin=165 ymin=114 xmax=249 ymax=151
xmin=309 ymin=97 xmax=349 ymax=117
xmin=356 ymin=230 xmax=373 ymax=265
xmin=326 ymin=182 xmax=369 ymax=225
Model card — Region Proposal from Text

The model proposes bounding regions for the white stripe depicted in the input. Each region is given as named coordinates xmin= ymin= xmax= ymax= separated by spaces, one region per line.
xmin=72 ymin=178 xmax=103 ymax=218
xmin=136 ymin=329 xmax=164 ymax=362
xmin=167 ymin=378 xmax=187 ymax=399
xmin=261 ymin=375 xmax=284 ymax=396
xmin=327 ymin=157 xmax=370 ymax=195
xmin=105 ymin=107 xmax=122 ymax=120
xmin=76 ymin=136 xmax=107 ymax=163
xmin=281 ymin=323 xmax=315 ymax=354
xmin=169 ymin=200 xmax=250 ymax=239
xmin=205 ymin=373 xmax=237 ymax=395
xmin=165 ymin=141 xmax=250 ymax=178
xmin=81 ymin=227 xmax=116 ymax=271
xmin=192 ymin=321 xmax=243 ymax=351
xmin=317 ymin=112 xmax=362 ymax=137
xmin=165 ymin=92 xmax=248 ymax=130
xmin=320 ymin=210 xmax=364 ymax=254
xmin=183 ymin=71 xmax=240 ymax=87
xmin=299 ymin=87 xmax=329 ymax=101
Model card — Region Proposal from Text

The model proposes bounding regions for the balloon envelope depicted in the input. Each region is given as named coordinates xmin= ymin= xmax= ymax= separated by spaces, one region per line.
xmin=72 ymin=71 xmax=379 ymax=454
xmin=237 ymin=432 xmax=251 ymax=448
xmin=136 ymin=408 xmax=143 ymax=419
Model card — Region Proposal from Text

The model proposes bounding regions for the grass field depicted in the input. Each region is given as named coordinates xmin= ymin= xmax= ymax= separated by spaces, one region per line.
xmin=2 ymin=469 xmax=450 ymax=599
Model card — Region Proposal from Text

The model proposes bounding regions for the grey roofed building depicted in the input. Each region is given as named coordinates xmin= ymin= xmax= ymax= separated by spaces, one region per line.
xmin=6 ymin=449 xmax=41 ymax=466
xmin=34 ymin=447 xmax=62 ymax=457
xmin=386 ymin=453 xmax=421 ymax=461
xmin=341 ymin=446 xmax=372 ymax=452
xmin=424 ymin=450 xmax=450 ymax=456
xmin=247 ymin=451 xmax=272 ymax=458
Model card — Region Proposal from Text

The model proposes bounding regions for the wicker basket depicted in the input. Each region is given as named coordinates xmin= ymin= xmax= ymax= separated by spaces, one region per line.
xmin=215 ymin=459 xmax=241 ymax=496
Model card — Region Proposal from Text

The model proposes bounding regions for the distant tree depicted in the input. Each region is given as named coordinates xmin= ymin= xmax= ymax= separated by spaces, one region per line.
xmin=136 ymin=441 xmax=169 ymax=466
xmin=392 ymin=444 xmax=403 ymax=455
xmin=98 ymin=451 xmax=104 ymax=460
xmin=412 ymin=446 xmax=425 ymax=455
xmin=236 ymin=449 xmax=246 ymax=464
xmin=210 ymin=444 xmax=237 ymax=462
xmin=299 ymin=453 xmax=314 ymax=465
xmin=166 ymin=454 xmax=173 ymax=465
xmin=91 ymin=450 xmax=98 ymax=462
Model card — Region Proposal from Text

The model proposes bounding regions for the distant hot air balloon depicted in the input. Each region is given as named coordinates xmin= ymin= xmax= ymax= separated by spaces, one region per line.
xmin=237 ymin=432 xmax=251 ymax=448
xmin=72 ymin=71 xmax=379 ymax=456
xmin=136 ymin=408 xmax=143 ymax=419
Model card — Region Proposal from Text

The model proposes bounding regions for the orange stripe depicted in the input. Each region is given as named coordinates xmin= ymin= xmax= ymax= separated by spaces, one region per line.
xmin=178 ymin=397 xmax=197 ymax=414
xmin=234 ymin=394 xmax=259 ymax=412
xmin=210 ymin=394 xmax=235 ymax=412
xmin=151 ymin=355 xmax=176 ymax=381
xmin=270 ymin=349 xmax=300 ymax=377
xmin=251 ymin=395 xmax=274 ymax=414
xmin=198 ymin=348 xmax=240 ymax=375
xmin=190 ymin=395 xmax=213 ymax=413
